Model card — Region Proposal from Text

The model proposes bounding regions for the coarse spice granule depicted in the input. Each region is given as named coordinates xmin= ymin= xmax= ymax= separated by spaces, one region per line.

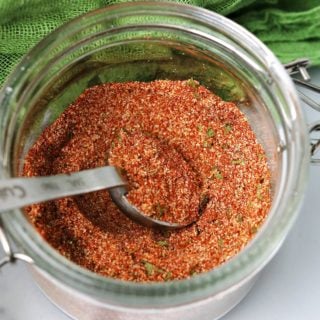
xmin=23 ymin=79 xmax=271 ymax=282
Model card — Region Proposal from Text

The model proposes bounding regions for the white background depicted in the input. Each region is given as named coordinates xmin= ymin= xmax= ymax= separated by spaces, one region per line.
xmin=1 ymin=69 xmax=320 ymax=320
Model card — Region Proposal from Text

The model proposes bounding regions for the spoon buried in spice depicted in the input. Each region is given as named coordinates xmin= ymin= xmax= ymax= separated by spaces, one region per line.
xmin=0 ymin=132 xmax=201 ymax=229
xmin=108 ymin=129 xmax=201 ymax=229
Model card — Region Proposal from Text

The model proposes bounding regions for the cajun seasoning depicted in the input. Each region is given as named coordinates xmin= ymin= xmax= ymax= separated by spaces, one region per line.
xmin=23 ymin=80 xmax=271 ymax=282
xmin=108 ymin=130 xmax=201 ymax=225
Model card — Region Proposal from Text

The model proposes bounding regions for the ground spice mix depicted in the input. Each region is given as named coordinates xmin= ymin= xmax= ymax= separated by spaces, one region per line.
xmin=23 ymin=80 xmax=271 ymax=282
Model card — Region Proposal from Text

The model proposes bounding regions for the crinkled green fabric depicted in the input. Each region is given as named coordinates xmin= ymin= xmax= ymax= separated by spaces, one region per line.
xmin=0 ymin=0 xmax=320 ymax=86
xmin=235 ymin=4 xmax=320 ymax=66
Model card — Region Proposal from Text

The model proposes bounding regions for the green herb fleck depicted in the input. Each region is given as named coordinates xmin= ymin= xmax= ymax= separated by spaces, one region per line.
xmin=224 ymin=123 xmax=233 ymax=133
xmin=186 ymin=78 xmax=199 ymax=88
xmin=206 ymin=127 xmax=215 ymax=138
xmin=164 ymin=271 xmax=172 ymax=281
xmin=203 ymin=141 xmax=213 ymax=148
xmin=215 ymin=171 xmax=223 ymax=179
xmin=143 ymin=261 xmax=155 ymax=276
xmin=157 ymin=267 xmax=165 ymax=274
xmin=153 ymin=203 xmax=166 ymax=218
xmin=211 ymin=166 xmax=223 ymax=180
xmin=157 ymin=240 xmax=169 ymax=248
xmin=232 ymin=159 xmax=245 ymax=165
xmin=218 ymin=238 xmax=224 ymax=248
xmin=193 ymin=92 xmax=201 ymax=100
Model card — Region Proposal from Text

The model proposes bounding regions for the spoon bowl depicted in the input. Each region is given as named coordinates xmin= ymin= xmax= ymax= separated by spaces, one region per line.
xmin=109 ymin=185 xmax=193 ymax=229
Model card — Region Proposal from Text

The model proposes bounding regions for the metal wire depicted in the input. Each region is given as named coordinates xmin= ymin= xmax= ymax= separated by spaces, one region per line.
xmin=310 ymin=123 xmax=320 ymax=165
xmin=0 ymin=217 xmax=34 ymax=269
xmin=294 ymin=79 xmax=320 ymax=112
xmin=0 ymin=256 xmax=11 ymax=268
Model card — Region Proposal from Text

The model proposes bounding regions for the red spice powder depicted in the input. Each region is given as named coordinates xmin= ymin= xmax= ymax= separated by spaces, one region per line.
xmin=23 ymin=80 xmax=271 ymax=282
xmin=108 ymin=129 xmax=201 ymax=225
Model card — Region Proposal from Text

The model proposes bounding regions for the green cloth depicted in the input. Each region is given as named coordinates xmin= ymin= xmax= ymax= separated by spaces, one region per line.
xmin=0 ymin=0 xmax=320 ymax=86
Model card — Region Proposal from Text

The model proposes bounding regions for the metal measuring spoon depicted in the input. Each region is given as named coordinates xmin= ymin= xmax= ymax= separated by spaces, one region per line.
xmin=108 ymin=186 xmax=191 ymax=229
xmin=0 ymin=166 xmax=188 ymax=229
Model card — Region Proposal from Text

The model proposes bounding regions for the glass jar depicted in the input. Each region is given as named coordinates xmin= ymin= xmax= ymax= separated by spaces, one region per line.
xmin=0 ymin=2 xmax=317 ymax=319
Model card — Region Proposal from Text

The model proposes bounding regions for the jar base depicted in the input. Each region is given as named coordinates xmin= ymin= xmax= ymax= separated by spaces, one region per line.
xmin=30 ymin=266 xmax=258 ymax=320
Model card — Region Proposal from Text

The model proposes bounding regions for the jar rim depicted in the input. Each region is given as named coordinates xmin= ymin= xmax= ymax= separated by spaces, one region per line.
xmin=0 ymin=1 xmax=309 ymax=306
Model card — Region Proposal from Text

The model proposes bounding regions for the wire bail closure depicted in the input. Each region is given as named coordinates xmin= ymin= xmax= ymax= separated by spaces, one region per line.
xmin=0 ymin=217 xmax=33 ymax=269
xmin=285 ymin=58 xmax=320 ymax=164
xmin=284 ymin=58 xmax=320 ymax=112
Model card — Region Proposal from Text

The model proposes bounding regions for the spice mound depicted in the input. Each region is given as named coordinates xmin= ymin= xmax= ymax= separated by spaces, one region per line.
xmin=23 ymin=80 xmax=271 ymax=282
xmin=108 ymin=129 xmax=201 ymax=225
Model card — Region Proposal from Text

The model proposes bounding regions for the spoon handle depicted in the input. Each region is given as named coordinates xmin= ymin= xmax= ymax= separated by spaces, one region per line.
xmin=0 ymin=166 xmax=127 ymax=212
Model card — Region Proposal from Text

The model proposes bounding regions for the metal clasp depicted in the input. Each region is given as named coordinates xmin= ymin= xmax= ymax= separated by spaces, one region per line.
xmin=284 ymin=58 xmax=320 ymax=112
xmin=284 ymin=58 xmax=310 ymax=80
xmin=0 ymin=217 xmax=33 ymax=268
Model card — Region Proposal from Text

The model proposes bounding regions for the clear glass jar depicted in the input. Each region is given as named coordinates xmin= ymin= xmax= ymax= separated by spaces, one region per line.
xmin=0 ymin=2 xmax=311 ymax=319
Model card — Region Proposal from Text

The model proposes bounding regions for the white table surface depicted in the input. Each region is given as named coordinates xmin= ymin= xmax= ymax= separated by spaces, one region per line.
xmin=1 ymin=68 xmax=320 ymax=320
